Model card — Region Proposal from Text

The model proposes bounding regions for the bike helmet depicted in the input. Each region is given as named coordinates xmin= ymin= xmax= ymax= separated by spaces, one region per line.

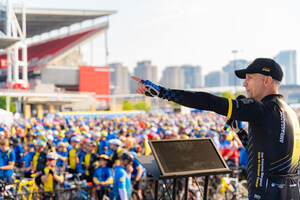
xmin=46 ymin=134 xmax=54 ymax=141
xmin=57 ymin=142 xmax=67 ymax=148
xmin=121 ymin=152 xmax=134 ymax=162
xmin=36 ymin=139 xmax=46 ymax=148
xmin=108 ymin=138 xmax=122 ymax=147
xmin=70 ymin=136 xmax=81 ymax=143
xmin=46 ymin=152 xmax=58 ymax=160
xmin=100 ymin=130 xmax=108 ymax=137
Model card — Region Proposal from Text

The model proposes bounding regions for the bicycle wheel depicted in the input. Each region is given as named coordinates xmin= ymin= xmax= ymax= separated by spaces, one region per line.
xmin=130 ymin=191 xmax=140 ymax=200
xmin=143 ymin=186 xmax=154 ymax=200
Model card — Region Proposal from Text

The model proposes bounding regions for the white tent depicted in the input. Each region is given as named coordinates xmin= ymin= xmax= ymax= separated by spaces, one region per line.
xmin=0 ymin=109 xmax=13 ymax=127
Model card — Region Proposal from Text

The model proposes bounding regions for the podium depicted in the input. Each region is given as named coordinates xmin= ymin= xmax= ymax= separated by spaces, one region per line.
xmin=136 ymin=138 xmax=231 ymax=200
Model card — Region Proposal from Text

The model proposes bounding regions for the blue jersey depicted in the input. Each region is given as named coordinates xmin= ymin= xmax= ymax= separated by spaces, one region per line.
xmin=24 ymin=151 xmax=35 ymax=168
xmin=106 ymin=132 xmax=117 ymax=141
xmin=13 ymin=144 xmax=24 ymax=163
xmin=110 ymin=166 xmax=132 ymax=199
xmin=56 ymin=151 xmax=68 ymax=167
xmin=93 ymin=166 xmax=113 ymax=185
xmin=77 ymin=151 xmax=87 ymax=174
xmin=0 ymin=149 xmax=15 ymax=177
xmin=98 ymin=140 xmax=109 ymax=155
xmin=130 ymin=151 xmax=145 ymax=178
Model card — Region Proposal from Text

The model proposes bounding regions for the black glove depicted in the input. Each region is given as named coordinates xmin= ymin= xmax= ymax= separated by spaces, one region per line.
xmin=49 ymin=169 xmax=54 ymax=175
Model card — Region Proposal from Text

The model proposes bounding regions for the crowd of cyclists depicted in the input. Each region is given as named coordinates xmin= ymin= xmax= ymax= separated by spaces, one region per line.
xmin=0 ymin=111 xmax=250 ymax=199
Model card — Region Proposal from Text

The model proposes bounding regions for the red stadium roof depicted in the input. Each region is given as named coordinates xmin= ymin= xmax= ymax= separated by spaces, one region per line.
xmin=0 ymin=23 xmax=108 ymax=76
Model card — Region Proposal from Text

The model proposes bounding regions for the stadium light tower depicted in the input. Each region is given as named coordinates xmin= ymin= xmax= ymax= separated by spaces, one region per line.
xmin=0 ymin=0 xmax=28 ymax=88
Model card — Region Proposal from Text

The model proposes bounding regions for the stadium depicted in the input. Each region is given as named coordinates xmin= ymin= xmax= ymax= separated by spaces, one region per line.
xmin=0 ymin=1 xmax=298 ymax=200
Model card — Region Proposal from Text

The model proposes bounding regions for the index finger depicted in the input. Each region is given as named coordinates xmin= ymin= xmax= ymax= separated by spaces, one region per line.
xmin=131 ymin=76 xmax=142 ymax=82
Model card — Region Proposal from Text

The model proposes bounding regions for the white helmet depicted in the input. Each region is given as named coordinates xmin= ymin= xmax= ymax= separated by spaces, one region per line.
xmin=46 ymin=134 xmax=54 ymax=141
xmin=46 ymin=152 xmax=58 ymax=160
xmin=108 ymin=138 xmax=122 ymax=146
xmin=36 ymin=139 xmax=46 ymax=148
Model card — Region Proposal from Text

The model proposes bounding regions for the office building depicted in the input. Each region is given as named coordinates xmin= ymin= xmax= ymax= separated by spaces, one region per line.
xmin=160 ymin=66 xmax=185 ymax=89
xmin=222 ymin=59 xmax=250 ymax=86
xmin=181 ymin=65 xmax=203 ymax=88
xmin=205 ymin=71 xmax=223 ymax=87
xmin=130 ymin=60 xmax=157 ymax=93
xmin=274 ymin=50 xmax=297 ymax=85
xmin=109 ymin=63 xmax=130 ymax=95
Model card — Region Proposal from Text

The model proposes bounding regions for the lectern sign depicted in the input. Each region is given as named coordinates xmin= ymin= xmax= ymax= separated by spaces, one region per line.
xmin=149 ymin=138 xmax=228 ymax=177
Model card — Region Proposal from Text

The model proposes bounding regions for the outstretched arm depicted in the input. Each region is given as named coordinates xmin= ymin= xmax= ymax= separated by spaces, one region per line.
xmin=131 ymin=76 xmax=267 ymax=123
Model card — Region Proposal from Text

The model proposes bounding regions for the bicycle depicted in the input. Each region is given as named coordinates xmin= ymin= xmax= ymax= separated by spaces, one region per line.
xmin=130 ymin=177 xmax=155 ymax=200
xmin=63 ymin=172 xmax=95 ymax=200
xmin=216 ymin=169 xmax=248 ymax=200
xmin=13 ymin=173 xmax=40 ymax=200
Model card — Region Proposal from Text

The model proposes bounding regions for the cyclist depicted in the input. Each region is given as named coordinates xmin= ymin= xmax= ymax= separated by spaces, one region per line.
xmin=98 ymin=130 xmax=109 ymax=155
xmin=41 ymin=152 xmax=64 ymax=200
xmin=46 ymin=134 xmax=56 ymax=153
xmin=110 ymin=152 xmax=134 ymax=200
xmin=93 ymin=154 xmax=113 ymax=200
xmin=107 ymin=139 xmax=125 ymax=168
xmin=130 ymin=150 xmax=146 ymax=199
xmin=11 ymin=137 xmax=24 ymax=168
xmin=219 ymin=132 xmax=239 ymax=168
xmin=56 ymin=142 xmax=68 ymax=171
xmin=67 ymin=137 xmax=80 ymax=174
xmin=24 ymin=143 xmax=35 ymax=178
xmin=77 ymin=138 xmax=89 ymax=175
xmin=31 ymin=139 xmax=47 ymax=187
xmin=0 ymin=139 xmax=15 ymax=184
xmin=83 ymin=141 xmax=99 ymax=182
xmin=54 ymin=131 xmax=67 ymax=147
xmin=106 ymin=127 xmax=118 ymax=141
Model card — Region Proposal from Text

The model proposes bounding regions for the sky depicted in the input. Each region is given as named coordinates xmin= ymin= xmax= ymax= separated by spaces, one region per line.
xmin=23 ymin=0 xmax=300 ymax=79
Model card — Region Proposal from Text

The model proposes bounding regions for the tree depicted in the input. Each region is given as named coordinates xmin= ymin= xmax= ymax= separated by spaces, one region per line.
xmin=122 ymin=100 xmax=134 ymax=110
xmin=221 ymin=91 xmax=235 ymax=99
xmin=134 ymin=101 xmax=151 ymax=112
xmin=0 ymin=96 xmax=15 ymax=112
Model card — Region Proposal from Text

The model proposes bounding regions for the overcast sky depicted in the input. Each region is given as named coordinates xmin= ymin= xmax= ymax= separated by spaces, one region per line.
xmin=24 ymin=0 xmax=300 ymax=79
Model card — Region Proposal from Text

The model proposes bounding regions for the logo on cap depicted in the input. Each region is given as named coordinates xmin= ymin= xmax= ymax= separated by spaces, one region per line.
xmin=262 ymin=67 xmax=271 ymax=72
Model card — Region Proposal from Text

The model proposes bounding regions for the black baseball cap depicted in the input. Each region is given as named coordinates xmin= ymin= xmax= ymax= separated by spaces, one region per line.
xmin=235 ymin=58 xmax=283 ymax=82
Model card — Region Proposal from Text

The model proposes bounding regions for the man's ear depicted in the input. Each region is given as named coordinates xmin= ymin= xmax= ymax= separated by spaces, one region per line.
xmin=264 ymin=76 xmax=273 ymax=86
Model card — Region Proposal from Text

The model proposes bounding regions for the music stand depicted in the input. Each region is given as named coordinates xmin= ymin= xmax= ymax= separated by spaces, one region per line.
xmin=136 ymin=138 xmax=231 ymax=200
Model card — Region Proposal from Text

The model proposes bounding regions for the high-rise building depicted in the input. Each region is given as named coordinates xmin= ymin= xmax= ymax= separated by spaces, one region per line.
xmin=222 ymin=59 xmax=250 ymax=86
xmin=274 ymin=50 xmax=297 ymax=85
xmin=205 ymin=71 xmax=223 ymax=87
xmin=109 ymin=63 xmax=130 ymax=95
xmin=133 ymin=60 xmax=158 ymax=83
xmin=160 ymin=66 xmax=185 ymax=89
xmin=131 ymin=60 xmax=158 ymax=93
xmin=181 ymin=65 xmax=203 ymax=89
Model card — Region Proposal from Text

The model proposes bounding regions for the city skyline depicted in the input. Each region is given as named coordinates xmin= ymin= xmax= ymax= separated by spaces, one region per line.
xmin=110 ymin=49 xmax=298 ymax=95
xmin=112 ymin=49 xmax=297 ymax=85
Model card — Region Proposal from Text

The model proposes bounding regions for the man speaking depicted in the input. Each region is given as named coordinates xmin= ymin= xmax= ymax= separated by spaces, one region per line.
xmin=132 ymin=58 xmax=300 ymax=200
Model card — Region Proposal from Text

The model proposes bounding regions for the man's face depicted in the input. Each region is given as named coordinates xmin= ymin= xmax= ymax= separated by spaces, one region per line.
xmin=47 ymin=159 xmax=57 ymax=167
xmin=243 ymin=73 xmax=266 ymax=100
xmin=99 ymin=159 xmax=107 ymax=167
